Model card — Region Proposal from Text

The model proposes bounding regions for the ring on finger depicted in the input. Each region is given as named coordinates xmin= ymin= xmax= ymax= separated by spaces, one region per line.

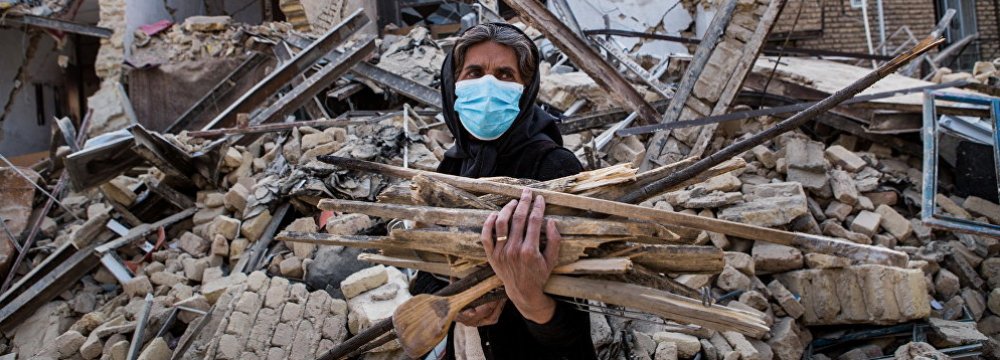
xmin=496 ymin=235 xmax=508 ymax=242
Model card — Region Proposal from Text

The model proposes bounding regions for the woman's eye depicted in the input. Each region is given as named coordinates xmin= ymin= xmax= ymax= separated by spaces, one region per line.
xmin=467 ymin=70 xmax=482 ymax=78
xmin=498 ymin=73 xmax=513 ymax=80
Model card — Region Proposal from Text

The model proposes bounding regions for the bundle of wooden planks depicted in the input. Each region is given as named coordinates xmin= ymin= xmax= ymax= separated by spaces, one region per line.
xmin=277 ymin=156 xmax=781 ymax=350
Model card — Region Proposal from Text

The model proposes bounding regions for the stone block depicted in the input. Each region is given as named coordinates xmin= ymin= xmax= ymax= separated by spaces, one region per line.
xmin=716 ymin=265 xmax=751 ymax=292
xmin=242 ymin=210 xmax=272 ymax=242
xmin=824 ymin=145 xmax=867 ymax=172
xmin=341 ymin=265 xmax=389 ymax=299
xmin=209 ymin=216 xmax=240 ymax=240
xmin=752 ymin=242 xmax=803 ymax=274
xmin=124 ymin=276 xmax=153 ymax=297
xmin=963 ymin=196 xmax=1000 ymax=224
xmin=849 ymin=210 xmax=881 ymax=237
xmin=824 ymin=201 xmax=853 ymax=222
xmin=928 ymin=318 xmax=989 ymax=347
xmin=829 ymin=169 xmax=859 ymax=205
xmin=718 ymin=183 xmax=808 ymax=227
xmin=283 ymin=217 xmax=318 ymax=258
xmin=178 ymin=232 xmax=210 ymax=257
xmin=875 ymin=204 xmax=912 ymax=240
xmin=652 ymin=332 xmax=701 ymax=359
xmin=785 ymin=138 xmax=826 ymax=172
xmin=279 ymin=257 xmax=304 ymax=279
xmin=136 ymin=337 xmax=170 ymax=360
xmin=767 ymin=280 xmax=804 ymax=319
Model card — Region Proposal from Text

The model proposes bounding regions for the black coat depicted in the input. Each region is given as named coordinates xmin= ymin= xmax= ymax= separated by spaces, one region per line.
xmin=411 ymin=23 xmax=595 ymax=360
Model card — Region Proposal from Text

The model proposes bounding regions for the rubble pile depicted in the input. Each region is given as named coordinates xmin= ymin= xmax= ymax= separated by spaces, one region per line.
xmin=930 ymin=59 xmax=1000 ymax=85
xmin=3 ymin=2 xmax=1000 ymax=360
xmin=131 ymin=16 xmax=296 ymax=63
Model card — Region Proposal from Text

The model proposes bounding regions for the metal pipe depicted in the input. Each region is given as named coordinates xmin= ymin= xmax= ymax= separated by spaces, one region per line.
xmin=859 ymin=0 xmax=878 ymax=68
xmin=876 ymin=0 xmax=886 ymax=55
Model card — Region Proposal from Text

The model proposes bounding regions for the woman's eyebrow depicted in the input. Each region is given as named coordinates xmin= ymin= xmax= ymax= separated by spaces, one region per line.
xmin=463 ymin=64 xmax=485 ymax=73
xmin=494 ymin=66 xmax=517 ymax=75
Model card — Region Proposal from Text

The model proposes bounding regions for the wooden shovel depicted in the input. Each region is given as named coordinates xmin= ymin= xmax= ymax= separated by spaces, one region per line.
xmin=392 ymin=275 xmax=504 ymax=357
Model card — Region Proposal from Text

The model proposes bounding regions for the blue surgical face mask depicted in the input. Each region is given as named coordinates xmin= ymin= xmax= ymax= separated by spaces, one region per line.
xmin=454 ymin=75 xmax=524 ymax=141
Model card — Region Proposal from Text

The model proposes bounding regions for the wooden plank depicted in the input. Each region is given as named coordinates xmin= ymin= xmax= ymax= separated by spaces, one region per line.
xmin=201 ymin=9 xmax=369 ymax=130
xmin=142 ymin=176 xmax=195 ymax=209
xmin=64 ymin=135 xmax=142 ymax=191
xmin=317 ymin=198 xmax=682 ymax=242
xmin=504 ymin=0 xmax=661 ymax=125
xmin=319 ymin=156 xmax=910 ymax=267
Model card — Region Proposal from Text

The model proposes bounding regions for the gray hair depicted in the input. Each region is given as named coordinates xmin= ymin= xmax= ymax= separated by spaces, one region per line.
xmin=453 ymin=23 xmax=537 ymax=82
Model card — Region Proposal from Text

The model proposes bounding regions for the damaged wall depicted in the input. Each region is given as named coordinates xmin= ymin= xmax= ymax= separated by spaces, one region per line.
xmin=774 ymin=0 xmax=936 ymax=56
xmin=555 ymin=0 xmax=693 ymax=60
xmin=125 ymin=0 xmax=262 ymax=49
xmin=0 ymin=29 xmax=67 ymax=156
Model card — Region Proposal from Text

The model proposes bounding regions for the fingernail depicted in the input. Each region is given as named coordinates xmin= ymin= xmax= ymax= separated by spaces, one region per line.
xmin=536 ymin=195 xmax=543 ymax=203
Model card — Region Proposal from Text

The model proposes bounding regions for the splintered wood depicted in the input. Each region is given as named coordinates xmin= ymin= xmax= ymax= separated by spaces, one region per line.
xmin=274 ymin=155 xmax=777 ymax=339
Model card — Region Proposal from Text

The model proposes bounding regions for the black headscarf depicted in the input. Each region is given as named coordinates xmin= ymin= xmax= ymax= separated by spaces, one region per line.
xmin=439 ymin=23 xmax=564 ymax=178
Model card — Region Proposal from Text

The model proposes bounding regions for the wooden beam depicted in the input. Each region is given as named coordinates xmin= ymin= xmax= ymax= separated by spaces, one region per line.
xmin=201 ymin=9 xmax=369 ymax=130
xmin=272 ymin=42 xmax=331 ymax=120
xmin=318 ymin=156 xmax=909 ymax=267
xmin=317 ymin=198 xmax=682 ymax=242
xmin=94 ymin=208 xmax=197 ymax=254
xmin=504 ymin=0 xmax=661 ymax=125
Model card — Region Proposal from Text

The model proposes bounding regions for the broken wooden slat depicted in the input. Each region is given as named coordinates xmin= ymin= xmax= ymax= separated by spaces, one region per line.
xmin=185 ymin=118 xmax=375 ymax=138
xmin=317 ymin=198 xmax=681 ymax=242
xmin=249 ymin=38 xmax=376 ymax=126
xmin=319 ymin=156 xmax=910 ymax=267
xmin=201 ymin=9 xmax=369 ymax=130
xmin=624 ymin=244 xmax=724 ymax=274
xmin=504 ymin=0 xmax=661 ymax=125
xmin=411 ymin=174 xmax=499 ymax=210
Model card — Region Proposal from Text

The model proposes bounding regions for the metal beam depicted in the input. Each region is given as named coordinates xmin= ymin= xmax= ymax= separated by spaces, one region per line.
xmin=284 ymin=34 xmax=443 ymax=109
xmin=165 ymin=53 xmax=269 ymax=133
xmin=1 ymin=15 xmax=112 ymax=38
xmin=201 ymin=9 xmax=369 ymax=130
xmin=249 ymin=38 xmax=376 ymax=126
xmin=504 ymin=0 xmax=661 ymax=126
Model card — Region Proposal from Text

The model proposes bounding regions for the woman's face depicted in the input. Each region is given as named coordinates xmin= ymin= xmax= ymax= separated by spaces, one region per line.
xmin=457 ymin=41 xmax=525 ymax=85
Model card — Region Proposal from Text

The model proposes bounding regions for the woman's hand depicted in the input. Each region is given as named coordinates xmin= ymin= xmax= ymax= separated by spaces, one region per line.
xmin=455 ymin=299 xmax=505 ymax=327
xmin=480 ymin=188 xmax=561 ymax=324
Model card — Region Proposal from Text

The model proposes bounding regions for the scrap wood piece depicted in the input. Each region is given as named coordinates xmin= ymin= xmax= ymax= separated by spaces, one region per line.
xmin=273 ymin=41 xmax=329 ymax=120
xmin=129 ymin=124 xmax=197 ymax=189
xmin=318 ymin=156 xmax=909 ymax=267
xmin=201 ymin=9 xmax=369 ymax=130
xmin=411 ymin=174 xmax=499 ymax=210
xmin=142 ymin=176 xmax=195 ymax=209
xmin=504 ymin=0 xmax=661 ymax=125
xmin=0 ymin=243 xmax=100 ymax=332
xmin=185 ymin=118 xmax=375 ymax=138
xmin=545 ymin=276 xmax=769 ymax=338
xmin=615 ymin=244 xmax=724 ymax=274
xmin=317 ymin=198 xmax=681 ymax=242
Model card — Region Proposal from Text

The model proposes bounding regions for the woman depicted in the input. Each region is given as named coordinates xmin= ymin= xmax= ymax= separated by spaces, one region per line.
xmin=410 ymin=22 xmax=596 ymax=360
